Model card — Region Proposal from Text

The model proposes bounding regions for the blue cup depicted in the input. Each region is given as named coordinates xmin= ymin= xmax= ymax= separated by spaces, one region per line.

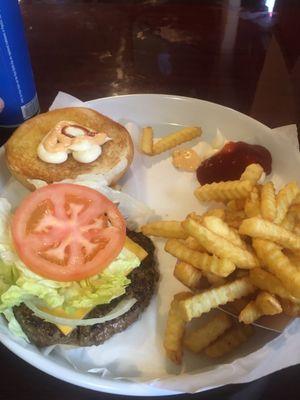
xmin=0 ymin=0 xmax=39 ymax=128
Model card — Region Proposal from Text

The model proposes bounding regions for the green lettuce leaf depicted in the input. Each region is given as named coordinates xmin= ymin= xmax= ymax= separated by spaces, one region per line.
xmin=0 ymin=247 xmax=140 ymax=313
xmin=3 ymin=309 xmax=29 ymax=342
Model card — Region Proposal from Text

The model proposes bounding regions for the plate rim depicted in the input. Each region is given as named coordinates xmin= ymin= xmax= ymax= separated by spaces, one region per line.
xmin=86 ymin=93 xmax=279 ymax=137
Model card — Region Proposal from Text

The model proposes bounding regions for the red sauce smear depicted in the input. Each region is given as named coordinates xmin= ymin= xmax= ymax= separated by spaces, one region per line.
xmin=196 ymin=141 xmax=272 ymax=185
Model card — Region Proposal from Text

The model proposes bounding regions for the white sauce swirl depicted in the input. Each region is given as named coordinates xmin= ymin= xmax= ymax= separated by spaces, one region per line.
xmin=37 ymin=121 xmax=110 ymax=164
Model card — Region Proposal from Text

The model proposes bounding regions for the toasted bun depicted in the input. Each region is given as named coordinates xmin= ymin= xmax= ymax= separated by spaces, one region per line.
xmin=5 ymin=107 xmax=134 ymax=190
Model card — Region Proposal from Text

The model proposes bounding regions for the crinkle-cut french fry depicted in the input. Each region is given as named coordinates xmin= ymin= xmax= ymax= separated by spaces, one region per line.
xmin=239 ymin=291 xmax=282 ymax=324
xmin=286 ymin=252 xmax=300 ymax=269
xmin=240 ymin=163 xmax=264 ymax=183
xmin=225 ymin=209 xmax=246 ymax=229
xmin=238 ymin=300 xmax=262 ymax=324
xmin=204 ymin=325 xmax=254 ymax=358
xmin=244 ymin=186 xmax=261 ymax=218
xmin=187 ymin=210 xmax=226 ymax=226
xmin=182 ymin=218 xmax=259 ymax=269
xmin=203 ymin=216 xmax=246 ymax=249
xmin=289 ymin=204 xmax=300 ymax=222
xmin=255 ymin=291 xmax=282 ymax=315
xmin=195 ymin=180 xmax=254 ymax=203
xmin=261 ymin=182 xmax=276 ymax=222
xmin=183 ymin=236 xmax=206 ymax=252
xmin=184 ymin=313 xmax=232 ymax=353
xmin=141 ymin=221 xmax=188 ymax=239
xmin=174 ymin=261 xmax=203 ymax=290
xmin=274 ymin=182 xmax=300 ymax=224
xmin=281 ymin=211 xmax=297 ymax=232
xmin=249 ymin=268 xmax=300 ymax=303
xmin=140 ymin=126 xmax=153 ymax=155
xmin=163 ymin=292 xmax=192 ymax=364
xmin=204 ymin=271 xmax=227 ymax=287
xmin=165 ymin=239 xmax=235 ymax=277
xmin=239 ymin=217 xmax=300 ymax=252
xmin=280 ymin=298 xmax=300 ymax=317
xmin=292 ymin=193 xmax=300 ymax=206
xmin=252 ymin=239 xmax=300 ymax=298
xmin=202 ymin=208 xmax=226 ymax=220
xmin=294 ymin=223 xmax=300 ymax=236
xmin=153 ymin=127 xmax=202 ymax=155
xmin=179 ymin=277 xmax=256 ymax=321
xmin=187 ymin=212 xmax=203 ymax=223
xmin=227 ymin=200 xmax=245 ymax=211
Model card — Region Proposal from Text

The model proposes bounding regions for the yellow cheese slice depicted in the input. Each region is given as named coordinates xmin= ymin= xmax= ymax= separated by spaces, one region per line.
xmin=40 ymin=236 xmax=148 ymax=335
xmin=124 ymin=236 xmax=148 ymax=261
xmin=39 ymin=306 xmax=91 ymax=335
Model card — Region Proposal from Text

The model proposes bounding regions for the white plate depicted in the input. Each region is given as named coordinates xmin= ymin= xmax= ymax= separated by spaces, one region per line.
xmin=0 ymin=94 xmax=299 ymax=396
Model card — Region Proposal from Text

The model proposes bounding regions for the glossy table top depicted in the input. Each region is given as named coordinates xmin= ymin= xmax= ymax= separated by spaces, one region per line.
xmin=1 ymin=0 xmax=300 ymax=399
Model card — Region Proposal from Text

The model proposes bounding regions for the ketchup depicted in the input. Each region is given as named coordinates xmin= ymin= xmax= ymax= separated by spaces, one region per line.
xmin=196 ymin=141 xmax=272 ymax=185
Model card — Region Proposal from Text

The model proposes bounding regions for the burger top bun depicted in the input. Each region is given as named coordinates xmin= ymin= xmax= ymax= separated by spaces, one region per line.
xmin=5 ymin=107 xmax=134 ymax=190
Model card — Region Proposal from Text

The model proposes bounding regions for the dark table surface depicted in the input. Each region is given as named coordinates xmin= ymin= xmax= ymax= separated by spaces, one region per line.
xmin=1 ymin=0 xmax=300 ymax=399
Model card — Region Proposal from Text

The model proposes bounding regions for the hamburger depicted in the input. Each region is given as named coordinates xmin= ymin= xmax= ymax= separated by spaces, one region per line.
xmin=0 ymin=184 xmax=157 ymax=347
xmin=5 ymin=107 xmax=133 ymax=190
xmin=0 ymin=109 xmax=157 ymax=347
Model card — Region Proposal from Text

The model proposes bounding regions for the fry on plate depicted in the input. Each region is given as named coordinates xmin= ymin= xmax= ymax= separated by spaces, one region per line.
xmin=239 ymin=291 xmax=282 ymax=324
xmin=238 ymin=301 xmax=261 ymax=324
xmin=195 ymin=180 xmax=254 ymax=202
xmin=239 ymin=217 xmax=300 ymax=252
xmin=153 ymin=127 xmax=202 ymax=155
xmin=240 ymin=163 xmax=264 ymax=183
xmin=140 ymin=126 xmax=153 ymax=155
xmin=165 ymin=239 xmax=235 ymax=277
xmin=201 ymin=208 xmax=226 ymax=220
xmin=174 ymin=261 xmax=203 ymax=290
xmin=286 ymin=252 xmax=300 ymax=269
xmin=294 ymin=223 xmax=300 ymax=235
xmin=163 ymin=292 xmax=193 ymax=364
xmin=141 ymin=220 xmax=188 ymax=239
xmin=260 ymin=182 xmax=276 ymax=222
xmin=202 ymin=216 xmax=246 ymax=249
xmin=183 ymin=235 xmax=206 ymax=252
xmin=204 ymin=325 xmax=254 ymax=358
xmin=179 ymin=277 xmax=256 ymax=321
xmin=292 ymin=193 xmax=300 ymax=206
xmin=256 ymin=291 xmax=282 ymax=314
xmin=252 ymin=239 xmax=300 ymax=298
xmin=224 ymin=209 xmax=246 ymax=229
xmin=244 ymin=186 xmax=261 ymax=218
xmin=227 ymin=199 xmax=245 ymax=211
xmin=274 ymin=182 xmax=299 ymax=224
xmin=281 ymin=211 xmax=297 ymax=232
xmin=182 ymin=217 xmax=259 ymax=269
xmin=184 ymin=313 xmax=232 ymax=353
xmin=249 ymin=268 xmax=300 ymax=303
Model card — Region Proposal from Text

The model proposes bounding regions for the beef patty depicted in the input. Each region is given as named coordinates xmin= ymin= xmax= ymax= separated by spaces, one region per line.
xmin=13 ymin=231 xmax=158 ymax=347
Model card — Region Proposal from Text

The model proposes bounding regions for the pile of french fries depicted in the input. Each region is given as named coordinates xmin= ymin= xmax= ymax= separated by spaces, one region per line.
xmin=141 ymin=163 xmax=300 ymax=364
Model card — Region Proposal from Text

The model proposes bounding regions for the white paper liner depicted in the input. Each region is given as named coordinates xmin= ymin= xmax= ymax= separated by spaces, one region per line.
xmin=0 ymin=91 xmax=300 ymax=394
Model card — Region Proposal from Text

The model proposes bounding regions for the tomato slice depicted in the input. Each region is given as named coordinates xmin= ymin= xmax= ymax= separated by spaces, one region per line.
xmin=11 ymin=184 xmax=126 ymax=282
